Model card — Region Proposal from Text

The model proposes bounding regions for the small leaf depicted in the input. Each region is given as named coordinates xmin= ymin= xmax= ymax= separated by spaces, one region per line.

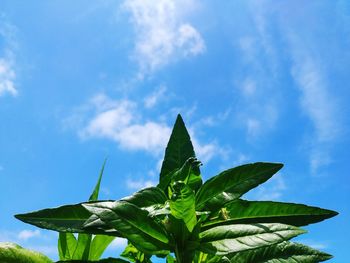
xmin=120 ymin=242 xmax=152 ymax=263
xmin=89 ymin=159 xmax=107 ymax=202
xmin=195 ymin=162 xmax=283 ymax=210
xmin=159 ymin=114 xmax=200 ymax=186
xmin=0 ymin=242 xmax=53 ymax=263
xmin=227 ymin=241 xmax=332 ymax=262
xmin=72 ymin=234 xmax=91 ymax=260
xmin=89 ymin=235 xmax=115 ymax=261
xmin=58 ymin=232 xmax=77 ymax=260
xmin=199 ymin=223 xmax=305 ymax=255
xmin=169 ymin=181 xmax=197 ymax=232
xmin=203 ymin=199 xmax=338 ymax=229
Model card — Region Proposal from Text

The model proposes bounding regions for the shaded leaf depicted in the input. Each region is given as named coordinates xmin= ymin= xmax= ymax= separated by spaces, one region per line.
xmin=199 ymin=223 xmax=305 ymax=255
xmin=0 ymin=242 xmax=53 ymax=263
xmin=227 ymin=241 xmax=332 ymax=262
xmin=83 ymin=201 xmax=171 ymax=254
xmin=15 ymin=202 xmax=120 ymax=236
xmin=159 ymin=115 xmax=200 ymax=188
xmin=196 ymin=162 xmax=283 ymax=210
xmin=58 ymin=232 xmax=77 ymax=260
xmin=203 ymin=199 xmax=338 ymax=229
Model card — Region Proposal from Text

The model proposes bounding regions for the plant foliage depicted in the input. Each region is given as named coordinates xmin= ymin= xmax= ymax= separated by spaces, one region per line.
xmin=12 ymin=114 xmax=337 ymax=262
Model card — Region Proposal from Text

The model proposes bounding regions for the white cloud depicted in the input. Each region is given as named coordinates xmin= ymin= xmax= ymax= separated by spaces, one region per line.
xmin=144 ymin=85 xmax=167 ymax=108
xmin=291 ymin=58 xmax=339 ymax=143
xmin=78 ymin=93 xmax=223 ymax=162
xmin=0 ymin=19 xmax=18 ymax=97
xmin=286 ymin=34 xmax=341 ymax=174
xmin=80 ymin=97 xmax=171 ymax=154
xmin=109 ymin=237 xmax=127 ymax=248
xmin=17 ymin=229 xmax=41 ymax=241
xmin=126 ymin=178 xmax=157 ymax=190
xmin=248 ymin=174 xmax=286 ymax=201
xmin=123 ymin=0 xmax=205 ymax=75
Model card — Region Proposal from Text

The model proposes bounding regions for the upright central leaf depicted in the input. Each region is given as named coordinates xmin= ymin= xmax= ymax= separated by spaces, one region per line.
xmin=169 ymin=182 xmax=197 ymax=232
xmin=159 ymin=115 xmax=200 ymax=186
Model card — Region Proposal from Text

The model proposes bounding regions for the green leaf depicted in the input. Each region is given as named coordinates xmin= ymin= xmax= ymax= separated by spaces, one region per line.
xmin=58 ymin=232 xmax=77 ymax=260
xmin=0 ymin=242 xmax=53 ymax=263
xmin=169 ymin=181 xmax=197 ymax=232
xmin=89 ymin=159 xmax=107 ymax=202
xmin=83 ymin=200 xmax=171 ymax=254
xmin=227 ymin=241 xmax=332 ymax=262
xmin=55 ymin=258 xmax=129 ymax=263
xmin=70 ymin=159 xmax=107 ymax=260
xmin=199 ymin=223 xmax=305 ymax=255
xmin=203 ymin=199 xmax=338 ymax=229
xmin=159 ymin=114 xmax=200 ymax=188
xmin=15 ymin=202 xmax=120 ymax=236
xmin=166 ymin=254 xmax=175 ymax=263
xmin=72 ymin=234 xmax=91 ymax=260
xmin=122 ymin=187 xmax=167 ymax=208
xmin=195 ymin=162 xmax=283 ymax=210
xmin=159 ymin=157 xmax=202 ymax=194
xmin=120 ymin=242 xmax=152 ymax=263
xmin=89 ymin=235 xmax=115 ymax=261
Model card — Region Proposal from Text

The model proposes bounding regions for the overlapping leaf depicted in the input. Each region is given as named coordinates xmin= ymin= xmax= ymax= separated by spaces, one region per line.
xmin=83 ymin=200 xmax=171 ymax=254
xmin=195 ymin=162 xmax=283 ymax=210
xmin=199 ymin=223 xmax=305 ymax=255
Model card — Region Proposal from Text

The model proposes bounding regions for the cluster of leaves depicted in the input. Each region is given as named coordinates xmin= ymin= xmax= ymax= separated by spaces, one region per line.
xmin=3 ymin=115 xmax=338 ymax=262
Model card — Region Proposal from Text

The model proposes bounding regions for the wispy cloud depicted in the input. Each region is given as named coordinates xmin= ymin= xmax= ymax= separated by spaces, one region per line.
xmin=69 ymin=93 xmax=223 ymax=163
xmin=247 ymin=173 xmax=286 ymax=201
xmin=123 ymin=0 xmax=205 ymax=76
xmin=144 ymin=85 xmax=167 ymax=108
xmin=126 ymin=178 xmax=157 ymax=190
xmin=284 ymin=18 xmax=343 ymax=174
xmin=18 ymin=230 xmax=41 ymax=241
xmin=0 ymin=18 xmax=18 ymax=97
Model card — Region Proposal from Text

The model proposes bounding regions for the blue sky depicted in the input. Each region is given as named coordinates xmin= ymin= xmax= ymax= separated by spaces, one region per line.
xmin=0 ymin=0 xmax=349 ymax=262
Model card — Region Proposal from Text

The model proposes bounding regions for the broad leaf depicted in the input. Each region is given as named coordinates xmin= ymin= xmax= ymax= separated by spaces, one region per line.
xmin=15 ymin=202 xmax=120 ymax=236
xmin=203 ymin=199 xmax=338 ymax=229
xmin=169 ymin=181 xmax=197 ymax=232
xmin=122 ymin=187 xmax=167 ymax=208
xmin=199 ymin=223 xmax=305 ymax=255
xmin=159 ymin=115 xmax=200 ymax=188
xmin=83 ymin=200 xmax=171 ymax=254
xmin=227 ymin=241 xmax=332 ymax=262
xmin=89 ymin=235 xmax=116 ymax=261
xmin=0 ymin=242 xmax=53 ymax=263
xmin=195 ymin=162 xmax=283 ymax=210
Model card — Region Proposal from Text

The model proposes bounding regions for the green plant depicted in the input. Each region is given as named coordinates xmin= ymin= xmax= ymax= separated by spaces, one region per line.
xmin=14 ymin=114 xmax=337 ymax=263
